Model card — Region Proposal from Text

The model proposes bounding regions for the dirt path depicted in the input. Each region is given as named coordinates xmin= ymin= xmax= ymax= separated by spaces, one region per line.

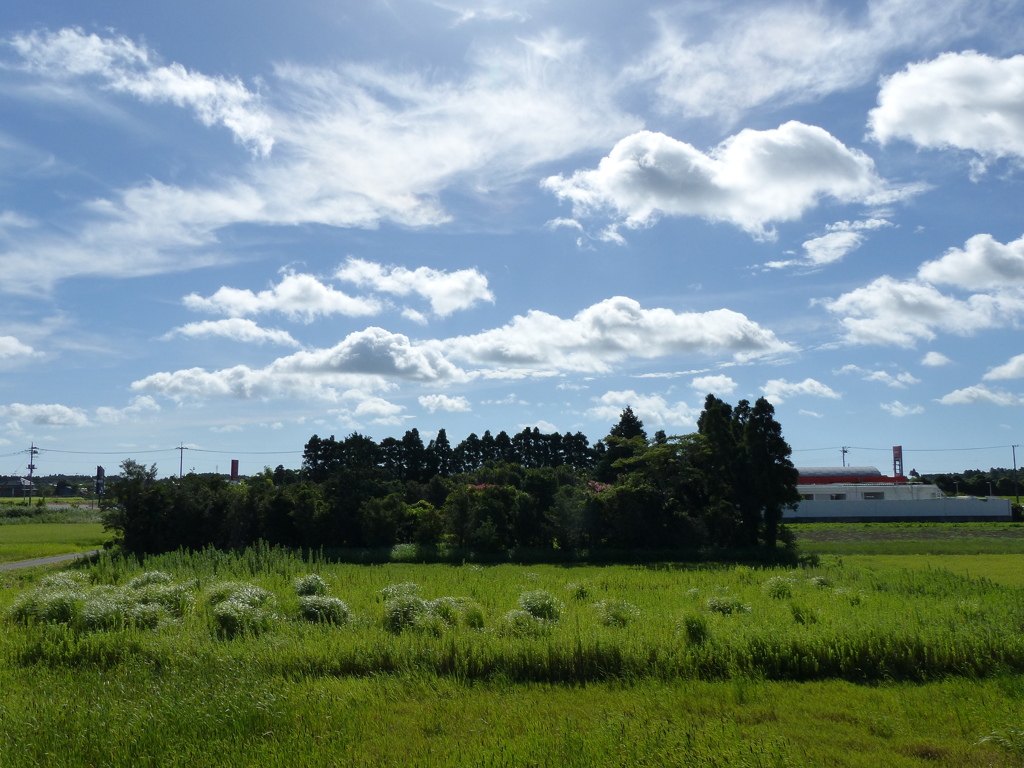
xmin=0 ymin=551 xmax=100 ymax=571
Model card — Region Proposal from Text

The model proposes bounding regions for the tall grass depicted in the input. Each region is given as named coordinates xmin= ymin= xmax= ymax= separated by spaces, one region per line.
xmin=4 ymin=545 xmax=1024 ymax=685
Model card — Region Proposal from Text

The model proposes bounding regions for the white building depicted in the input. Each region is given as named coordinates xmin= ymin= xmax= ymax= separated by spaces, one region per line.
xmin=786 ymin=466 xmax=1012 ymax=522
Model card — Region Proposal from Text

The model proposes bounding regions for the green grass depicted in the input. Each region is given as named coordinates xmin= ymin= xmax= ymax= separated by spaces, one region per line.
xmin=793 ymin=521 xmax=1024 ymax=555
xmin=4 ymin=539 xmax=1024 ymax=766
xmin=0 ymin=523 xmax=107 ymax=564
xmin=839 ymin=554 xmax=1024 ymax=587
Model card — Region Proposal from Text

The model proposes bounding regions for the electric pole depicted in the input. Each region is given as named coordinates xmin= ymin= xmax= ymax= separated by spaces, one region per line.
xmin=841 ymin=446 xmax=849 ymax=468
xmin=1013 ymin=444 xmax=1019 ymax=506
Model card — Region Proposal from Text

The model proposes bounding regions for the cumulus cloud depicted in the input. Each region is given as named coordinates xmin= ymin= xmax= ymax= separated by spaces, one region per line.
xmin=544 ymin=123 xmax=909 ymax=240
xmin=95 ymin=396 xmax=161 ymax=424
xmin=0 ymin=335 xmax=36 ymax=359
xmin=634 ymin=0 xmax=985 ymax=122
xmin=10 ymin=28 xmax=273 ymax=155
xmin=330 ymin=391 xmax=407 ymax=427
xmin=761 ymin=378 xmax=840 ymax=404
xmin=937 ymin=384 xmax=1022 ymax=406
xmin=0 ymin=402 xmax=90 ymax=427
xmin=881 ymin=400 xmax=924 ymax=417
xmin=835 ymin=364 xmax=919 ymax=388
xmin=917 ymin=234 xmax=1024 ymax=291
xmin=922 ymin=351 xmax=952 ymax=366
xmin=984 ymin=354 xmax=1024 ymax=380
xmin=132 ymin=326 xmax=472 ymax=402
xmin=183 ymin=271 xmax=380 ymax=321
xmin=690 ymin=374 xmax=737 ymax=395
xmin=586 ymin=390 xmax=700 ymax=429
xmin=163 ymin=319 xmax=301 ymax=347
xmin=335 ymin=258 xmax=493 ymax=317
xmin=430 ymin=0 xmax=532 ymax=23
xmin=419 ymin=394 xmax=472 ymax=413
xmin=822 ymin=233 xmax=1024 ymax=346
xmin=443 ymin=296 xmax=794 ymax=373
xmin=869 ymin=51 xmax=1024 ymax=170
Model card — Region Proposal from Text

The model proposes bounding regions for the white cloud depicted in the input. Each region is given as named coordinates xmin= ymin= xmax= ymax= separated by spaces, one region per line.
xmin=163 ymin=319 xmax=301 ymax=347
xmin=183 ymin=271 xmax=380 ymax=321
xmin=984 ymin=354 xmax=1024 ymax=380
xmin=419 ymin=394 xmax=472 ymax=413
xmin=95 ymin=395 xmax=160 ymax=424
xmin=633 ymin=0 xmax=986 ymax=122
xmin=430 ymin=0 xmax=532 ymax=24
xmin=761 ymin=378 xmax=840 ymax=404
xmin=132 ymin=326 xmax=472 ymax=402
xmin=799 ymin=409 xmax=824 ymax=418
xmin=10 ymin=28 xmax=273 ymax=155
xmin=822 ymin=275 xmax=1024 ymax=347
xmin=0 ymin=30 xmax=640 ymax=293
xmin=443 ymin=296 xmax=793 ymax=372
xmin=937 ymin=384 xmax=1022 ymax=406
xmin=690 ymin=374 xmax=737 ymax=395
xmin=335 ymin=258 xmax=493 ymax=317
xmin=922 ymin=351 xmax=952 ymax=366
xmin=330 ymin=391 xmax=407 ymax=428
xmin=519 ymin=419 xmax=558 ymax=433
xmin=763 ymin=218 xmax=892 ymax=270
xmin=0 ymin=335 xmax=36 ymax=359
xmin=0 ymin=402 xmax=90 ymax=427
xmin=835 ymin=364 xmax=919 ymax=388
xmin=869 ymin=51 xmax=1024 ymax=169
xmin=543 ymin=123 xmax=910 ymax=240
xmin=586 ymin=390 xmax=700 ymax=429
xmin=917 ymin=233 xmax=1024 ymax=291
xmin=881 ymin=400 xmax=924 ymax=417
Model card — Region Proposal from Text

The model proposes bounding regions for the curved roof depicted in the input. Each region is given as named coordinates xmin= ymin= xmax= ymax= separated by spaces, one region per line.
xmin=796 ymin=466 xmax=882 ymax=478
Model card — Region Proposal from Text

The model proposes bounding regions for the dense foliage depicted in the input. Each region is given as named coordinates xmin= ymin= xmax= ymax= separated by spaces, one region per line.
xmin=101 ymin=397 xmax=800 ymax=557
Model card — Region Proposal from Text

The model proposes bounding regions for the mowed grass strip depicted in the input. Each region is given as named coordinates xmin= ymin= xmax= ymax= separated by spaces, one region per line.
xmin=840 ymin=554 xmax=1024 ymax=587
xmin=0 ymin=523 xmax=107 ymax=564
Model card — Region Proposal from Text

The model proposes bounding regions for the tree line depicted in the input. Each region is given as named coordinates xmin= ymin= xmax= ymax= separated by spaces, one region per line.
xmin=102 ymin=396 xmax=800 ymax=558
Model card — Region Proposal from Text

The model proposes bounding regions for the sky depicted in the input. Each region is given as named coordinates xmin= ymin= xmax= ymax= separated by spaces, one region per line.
xmin=2 ymin=0 xmax=1024 ymax=479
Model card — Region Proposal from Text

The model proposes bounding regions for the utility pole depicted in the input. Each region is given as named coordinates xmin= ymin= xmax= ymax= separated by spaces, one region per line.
xmin=26 ymin=442 xmax=38 ymax=501
xmin=178 ymin=443 xmax=186 ymax=478
xmin=1013 ymin=444 xmax=1020 ymax=505
xmin=841 ymin=446 xmax=849 ymax=468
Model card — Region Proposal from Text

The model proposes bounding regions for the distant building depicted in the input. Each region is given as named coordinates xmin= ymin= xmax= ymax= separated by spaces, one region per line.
xmin=0 ymin=477 xmax=36 ymax=498
xmin=787 ymin=466 xmax=1011 ymax=522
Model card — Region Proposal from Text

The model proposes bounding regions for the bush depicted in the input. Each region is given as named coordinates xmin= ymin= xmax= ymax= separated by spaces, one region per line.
xmin=127 ymin=571 xmax=173 ymax=590
xmin=293 ymin=574 xmax=329 ymax=597
xmin=518 ymin=590 xmax=562 ymax=622
xmin=298 ymin=595 xmax=349 ymax=625
xmin=593 ymin=599 xmax=640 ymax=627
xmin=500 ymin=609 xmax=548 ymax=637
xmin=213 ymin=598 xmax=277 ymax=639
xmin=565 ymin=582 xmax=590 ymax=601
xmin=383 ymin=595 xmax=428 ymax=634
xmin=133 ymin=583 xmax=195 ymax=618
xmin=705 ymin=596 xmax=750 ymax=615
xmin=763 ymin=576 xmax=794 ymax=600
xmin=381 ymin=582 xmax=421 ymax=601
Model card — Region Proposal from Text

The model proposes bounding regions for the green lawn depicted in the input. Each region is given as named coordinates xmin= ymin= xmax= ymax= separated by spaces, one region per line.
xmin=838 ymin=554 xmax=1024 ymax=587
xmin=0 ymin=523 xmax=107 ymax=564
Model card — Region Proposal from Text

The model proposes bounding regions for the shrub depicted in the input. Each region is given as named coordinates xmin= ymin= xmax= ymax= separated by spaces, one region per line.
xmin=705 ymin=596 xmax=750 ymax=615
xmin=298 ymin=595 xmax=349 ymax=625
xmin=807 ymin=576 xmax=833 ymax=590
xmin=213 ymin=598 xmax=277 ymax=639
xmin=293 ymin=574 xmax=329 ymax=597
xmin=127 ymin=571 xmax=173 ymax=590
xmin=790 ymin=602 xmax=818 ymax=625
xmin=763 ymin=576 xmax=794 ymax=600
xmin=593 ymin=599 xmax=640 ymax=627
xmin=381 ymin=582 xmax=421 ymax=601
xmin=500 ymin=609 xmax=548 ymax=638
xmin=133 ymin=583 xmax=195 ymax=617
xmin=205 ymin=582 xmax=275 ymax=608
xmin=518 ymin=590 xmax=562 ymax=622
xmin=383 ymin=595 xmax=428 ymax=634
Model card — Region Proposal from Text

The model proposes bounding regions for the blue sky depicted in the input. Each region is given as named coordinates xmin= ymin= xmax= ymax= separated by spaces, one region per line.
xmin=2 ymin=0 xmax=1024 ymax=478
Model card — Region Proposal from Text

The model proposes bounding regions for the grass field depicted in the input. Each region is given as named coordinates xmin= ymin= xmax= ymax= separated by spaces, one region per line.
xmin=2 ymin=526 xmax=1024 ymax=766
xmin=0 ymin=522 xmax=107 ymax=564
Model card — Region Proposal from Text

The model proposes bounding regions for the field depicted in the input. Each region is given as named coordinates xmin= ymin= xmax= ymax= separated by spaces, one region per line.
xmin=0 ymin=522 xmax=107 ymax=564
xmin=2 ymin=526 xmax=1024 ymax=766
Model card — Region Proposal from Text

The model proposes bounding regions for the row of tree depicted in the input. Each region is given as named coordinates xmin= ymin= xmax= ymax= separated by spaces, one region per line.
xmin=102 ymin=396 xmax=801 ymax=557
xmin=920 ymin=468 xmax=1021 ymax=498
